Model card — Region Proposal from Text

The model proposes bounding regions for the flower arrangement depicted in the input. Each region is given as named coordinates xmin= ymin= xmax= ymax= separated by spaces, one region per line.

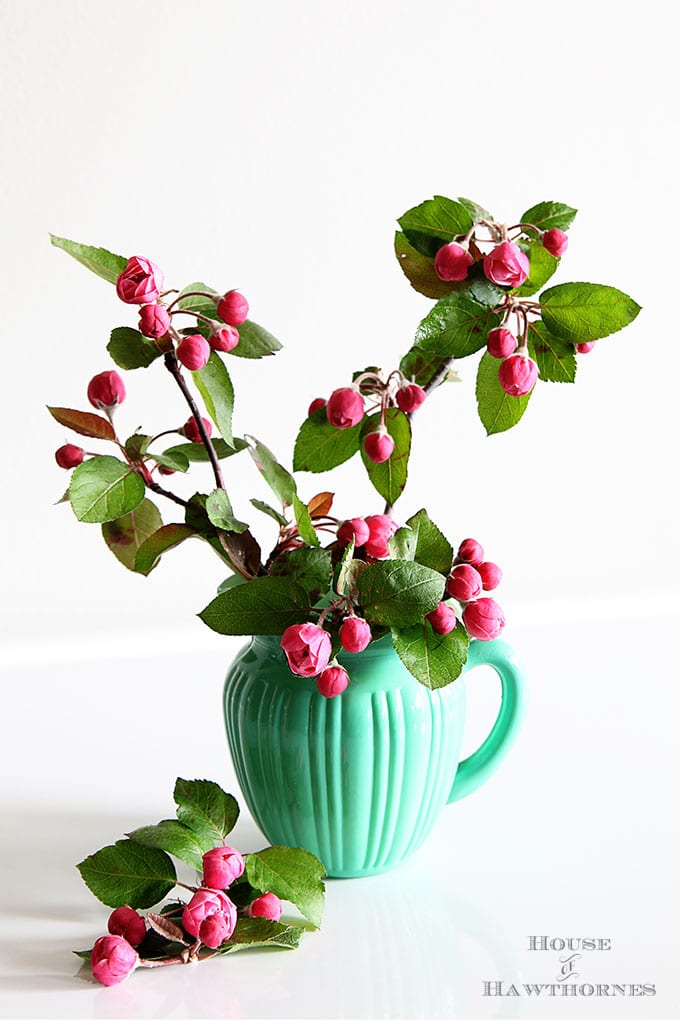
xmin=50 ymin=195 xmax=640 ymax=694
xmin=75 ymin=779 xmax=325 ymax=985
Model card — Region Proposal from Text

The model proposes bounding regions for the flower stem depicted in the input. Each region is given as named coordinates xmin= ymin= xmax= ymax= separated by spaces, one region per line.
xmin=163 ymin=352 xmax=226 ymax=491
xmin=145 ymin=478 xmax=188 ymax=508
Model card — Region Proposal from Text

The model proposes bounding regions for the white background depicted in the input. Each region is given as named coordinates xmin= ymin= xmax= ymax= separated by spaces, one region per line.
xmin=1 ymin=2 xmax=679 ymax=1018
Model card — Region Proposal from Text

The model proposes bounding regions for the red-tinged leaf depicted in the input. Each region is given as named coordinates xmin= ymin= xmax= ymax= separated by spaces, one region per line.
xmin=307 ymin=492 xmax=334 ymax=518
xmin=146 ymin=912 xmax=187 ymax=944
xmin=102 ymin=499 xmax=163 ymax=571
xmin=47 ymin=406 xmax=115 ymax=441
xmin=134 ymin=524 xmax=196 ymax=575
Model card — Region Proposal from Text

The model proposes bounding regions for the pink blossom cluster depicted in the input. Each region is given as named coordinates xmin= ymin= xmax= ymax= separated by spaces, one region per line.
xmin=431 ymin=224 xmax=577 ymax=399
xmin=115 ymin=255 xmax=248 ymax=371
xmin=278 ymin=517 xmax=506 ymax=697
xmin=89 ymin=845 xmax=283 ymax=986
xmin=445 ymin=538 xmax=505 ymax=640
xmin=308 ymin=378 xmax=426 ymax=467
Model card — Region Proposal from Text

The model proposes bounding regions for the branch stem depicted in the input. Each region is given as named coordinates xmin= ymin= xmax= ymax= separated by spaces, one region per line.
xmin=163 ymin=353 xmax=226 ymax=491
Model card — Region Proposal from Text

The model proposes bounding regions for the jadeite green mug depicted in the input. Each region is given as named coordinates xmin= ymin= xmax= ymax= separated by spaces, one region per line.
xmin=223 ymin=633 xmax=525 ymax=878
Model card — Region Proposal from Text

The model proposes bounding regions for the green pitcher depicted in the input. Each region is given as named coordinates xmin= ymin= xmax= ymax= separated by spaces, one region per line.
xmin=223 ymin=633 xmax=525 ymax=878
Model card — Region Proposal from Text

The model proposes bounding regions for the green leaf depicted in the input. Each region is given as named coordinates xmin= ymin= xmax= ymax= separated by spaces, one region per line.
xmin=475 ymin=351 xmax=532 ymax=436
xmin=399 ymin=345 xmax=451 ymax=390
xmin=293 ymin=408 xmax=362 ymax=473
xmin=270 ymin=547 xmax=332 ymax=602
xmin=293 ymin=495 xmax=320 ymax=547
xmin=250 ymin=499 xmax=287 ymax=527
xmin=77 ymin=839 xmax=176 ymax=909
xmin=398 ymin=196 xmax=473 ymax=258
xmin=232 ymin=320 xmax=283 ymax=360
xmin=540 ymin=282 xmax=642 ymax=342
xmin=357 ymin=560 xmax=445 ymax=627
xmin=124 ymin=433 xmax=152 ymax=458
xmin=334 ymin=538 xmax=356 ymax=595
xmin=393 ymin=231 xmax=457 ymax=299
xmin=163 ymin=437 xmax=248 ymax=463
xmin=134 ymin=523 xmax=196 ymax=574
xmin=127 ymin=820 xmax=214 ymax=871
xmin=199 ymin=576 xmax=311 ymax=635
xmin=193 ymin=352 xmax=234 ymax=446
xmin=173 ymin=778 xmax=240 ymax=843
xmin=527 ymin=320 xmax=576 ymax=383
xmin=413 ymin=291 xmax=501 ymax=360
xmin=247 ymin=437 xmax=296 ymax=506
xmin=178 ymin=283 xmax=282 ymax=359
xmin=520 ymin=201 xmax=577 ymax=232
xmin=391 ymin=621 xmax=469 ymax=689
xmin=360 ymin=408 xmax=411 ymax=506
xmin=205 ymin=489 xmax=249 ymax=533
xmin=405 ymin=508 xmax=453 ymax=574
xmin=47 ymin=406 xmax=115 ymax=441
xmin=217 ymin=574 xmax=247 ymax=594
xmin=218 ymin=917 xmax=305 ymax=952
xmin=245 ymin=846 xmax=326 ymax=928
xmin=177 ymin=283 xmax=218 ymax=321
xmin=388 ymin=526 xmax=417 ymax=561
xmin=107 ymin=327 xmax=161 ymax=370
xmin=514 ymin=240 xmax=559 ymax=297
xmin=457 ymin=197 xmax=492 ymax=223
xmin=468 ymin=273 xmax=506 ymax=307
xmin=69 ymin=456 xmax=145 ymax=524
xmin=101 ymin=498 xmax=163 ymax=572
xmin=147 ymin=450 xmax=190 ymax=473
xmin=50 ymin=234 xmax=128 ymax=284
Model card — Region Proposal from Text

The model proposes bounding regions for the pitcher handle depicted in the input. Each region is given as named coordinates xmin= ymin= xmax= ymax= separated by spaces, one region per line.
xmin=448 ymin=638 xmax=526 ymax=803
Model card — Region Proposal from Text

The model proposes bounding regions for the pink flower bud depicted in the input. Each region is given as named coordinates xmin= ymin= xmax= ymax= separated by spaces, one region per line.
xmin=316 ymin=665 xmax=350 ymax=698
xmin=542 ymin=228 xmax=569 ymax=258
xmin=91 ymin=935 xmax=139 ymax=986
xmin=116 ymin=256 xmax=165 ymax=305
xmin=364 ymin=513 xmax=399 ymax=559
xmin=138 ymin=303 xmax=170 ymax=338
xmin=463 ymin=597 xmax=505 ymax=640
xmin=280 ymin=623 xmax=332 ymax=677
xmin=217 ymin=290 xmax=249 ymax=326
xmin=327 ymin=387 xmax=365 ymax=429
xmin=396 ymin=383 xmax=426 ymax=413
xmin=576 ymin=342 xmax=595 ymax=354
xmin=456 ymin=538 xmax=484 ymax=565
xmin=202 ymin=846 xmax=245 ymax=890
xmin=337 ymin=517 xmax=371 ymax=548
xmin=339 ymin=616 xmax=372 ymax=653
xmin=483 ymin=242 xmax=530 ymax=288
xmin=498 ymin=353 xmax=539 ymax=397
xmin=177 ymin=334 xmax=211 ymax=371
xmin=426 ymin=602 xmax=458 ymax=635
xmin=87 ymin=370 xmax=126 ymax=411
xmin=158 ymin=465 xmax=175 ymax=476
xmin=55 ymin=444 xmax=84 ymax=469
xmin=447 ymin=564 xmax=483 ymax=602
xmin=210 ymin=324 xmax=240 ymax=353
xmin=182 ymin=888 xmax=234 ymax=938
xmin=308 ymin=397 xmax=326 ymax=416
xmin=199 ymin=912 xmax=233 ymax=948
xmin=249 ymin=892 xmax=283 ymax=921
xmin=433 ymin=241 xmax=473 ymax=282
xmin=183 ymin=415 xmax=213 ymax=443
xmin=107 ymin=906 xmax=146 ymax=947
xmin=364 ymin=428 xmax=395 ymax=464
xmin=477 ymin=561 xmax=502 ymax=591
xmin=486 ymin=327 xmax=518 ymax=360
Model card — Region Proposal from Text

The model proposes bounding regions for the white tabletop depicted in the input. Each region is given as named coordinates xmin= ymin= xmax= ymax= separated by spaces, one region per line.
xmin=1 ymin=615 xmax=678 ymax=1019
